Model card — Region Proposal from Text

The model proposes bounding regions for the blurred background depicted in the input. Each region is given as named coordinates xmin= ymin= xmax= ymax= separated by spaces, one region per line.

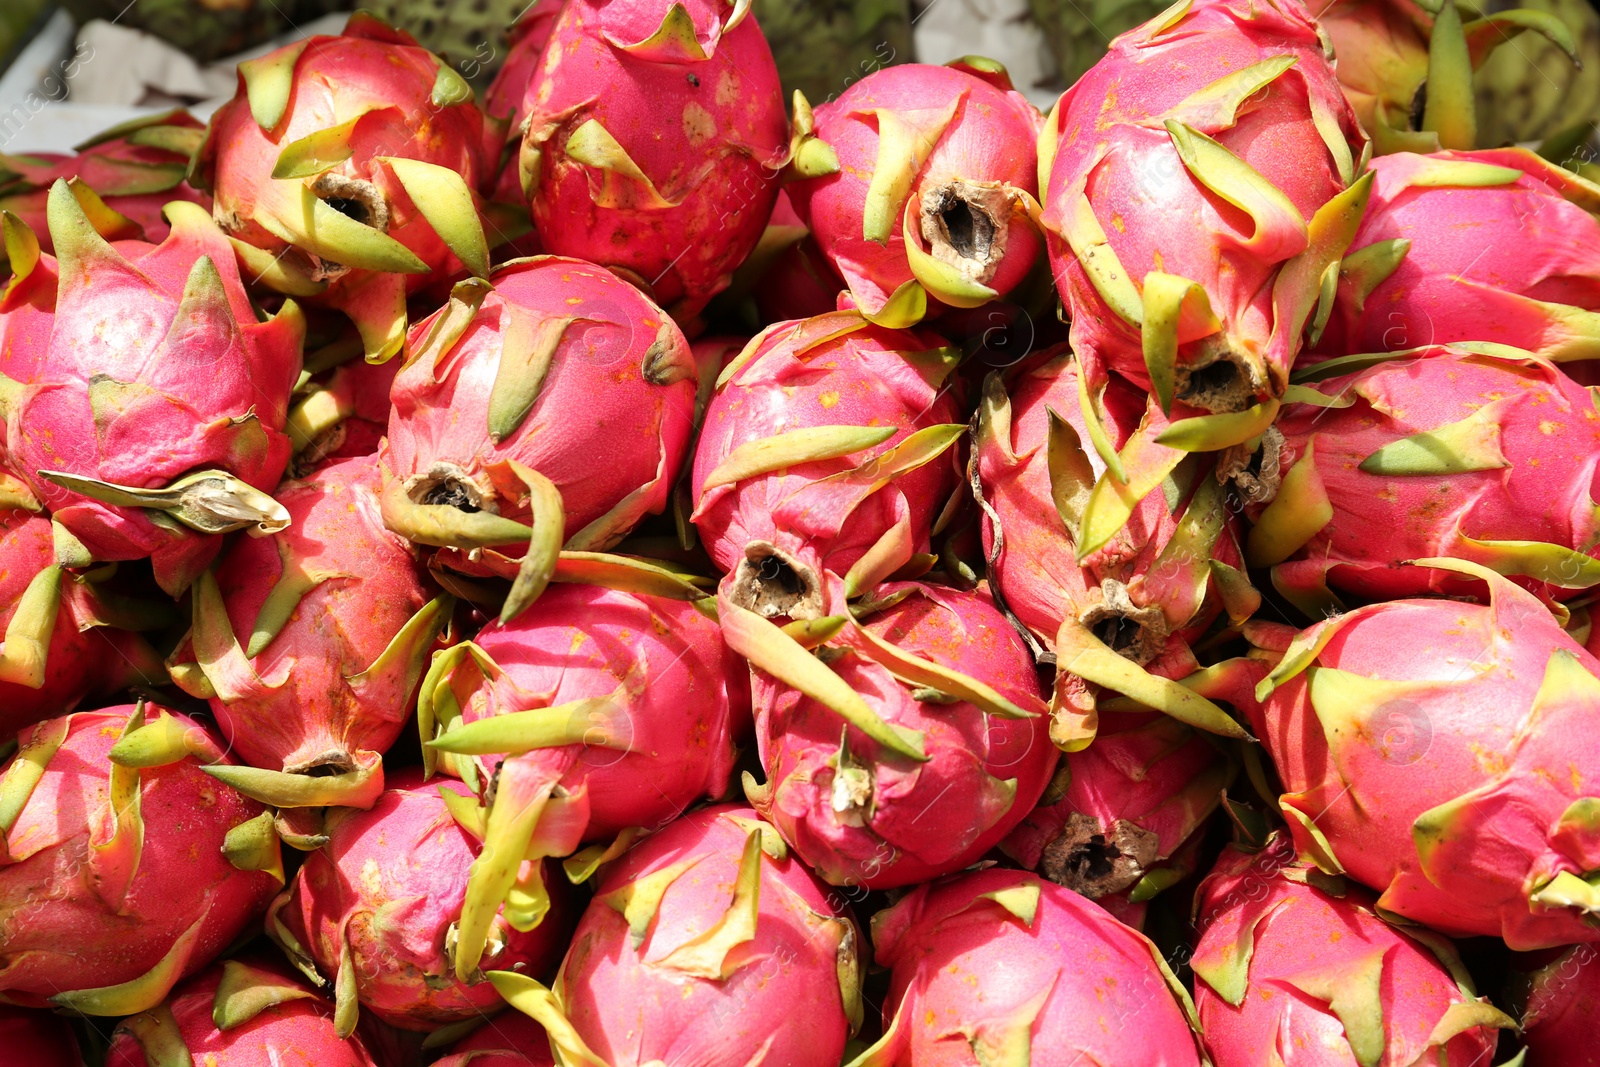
xmin=3 ymin=0 xmax=1599 ymax=154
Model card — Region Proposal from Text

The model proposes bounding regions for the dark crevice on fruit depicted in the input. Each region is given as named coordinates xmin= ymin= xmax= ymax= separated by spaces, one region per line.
xmin=938 ymin=196 xmax=995 ymax=261
xmin=1077 ymin=578 xmax=1168 ymax=665
xmin=286 ymin=750 xmax=357 ymax=777
xmin=323 ymin=198 xmax=371 ymax=224
xmin=423 ymin=480 xmax=481 ymax=512
xmin=1093 ymin=614 xmax=1144 ymax=655
xmin=1176 ymin=357 xmax=1247 ymax=411
xmin=728 ymin=540 xmax=825 ymax=621
xmin=1219 ymin=425 xmax=1285 ymax=505
xmin=1040 ymin=812 xmax=1161 ymax=899
xmin=920 ymin=179 xmax=1014 ymax=285
xmin=311 ymin=173 xmax=389 ymax=233
xmin=1410 ymin=81 xmax=1428 ymax=132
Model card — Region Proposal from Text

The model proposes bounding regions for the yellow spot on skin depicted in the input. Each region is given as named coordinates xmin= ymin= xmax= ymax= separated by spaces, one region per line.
xmin=683 ymin=103 xmax=716 ymax=147
xmin=570 ymin=631 xmax=587 ymax=653
xmin=819 ymin=391 xmax=839 ymax=409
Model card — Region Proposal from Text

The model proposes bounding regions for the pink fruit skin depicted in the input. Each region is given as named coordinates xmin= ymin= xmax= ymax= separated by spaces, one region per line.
xmin=443 ymin=581 xmax=750 ymax=840
xmin=976 ymin=349 xmax=1247 ymax=672
xmin=0 ymin=1006 xmax=81 ymax=1066
xmin=201 ymin=19 xmax=492 ymax=322
xmin=446 ymin=1008 xmax=555 ymax=1067
xmin=1251 ymin=571 xmax=1600 ymax=948
xmin=275 ymin=770 xmax=571 ymax=1031
xmin=106 ymin=962 xmax=383 ymax=1067
xmin=0 ymin=187 xmax=302 ymax=594
xmin=1320 ymin=148 xmax=1600 ymax=359
xmin=0 ymin=509 xmax=144 ymax=740
xmin=170 ymin=458 xmax=441 ymax=793
xmin=690 ymin=314 xmax=963 ymax=614
xmin=751 ymin=581 xmax=1056 ymax=889
xmin=786 ymin=62 xmax=1042 ymax=319
xmin=1001 ymin=710 xmax=1229 ymax=921
xmin=1515 ymin=945 xmax=1600 ymax=1066
xmin=382 ymin=256 xmax=696 ymax=561
xmin=1193 ymin=836 xmax=1505 ymax=1067
xmin=1041 ymin=0 xmax=1365 ymax=406
xmin=1265 ymin=348 xmax=1600 ymax=603
xmin=517 ymin=0 xmax=787 ymax=316
xmin=0 ymin=708 xmax=278 ymax=1007
xmin=554 ymin=805 xmax=859 ymax=1067
xmin=865 ymin=867 xmax=1201 ymax=1066
xmin=484 ymin=0 xmax=566 ymax=128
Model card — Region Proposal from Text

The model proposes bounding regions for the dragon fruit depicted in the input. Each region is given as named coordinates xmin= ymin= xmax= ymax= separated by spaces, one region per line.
xmin=379 ymin=256 xmax=696 ymax=621
xmin=107 ymin=959 xmax=384 ymax=1067
xmin=1316 ymin=0 xmax=1579 ymax=154
xmin=484 ymin=0 xmax=564 ymax=126
xmin=1248 ymin=346 xmax=1600 ymax=611
xmin=0 ymin=509 xmax=162 ymax=740
xmin=1319 ymin=147 xmax=1600 ymax=361
xmin=198 ymin=14 xmax=494 ymax=361
xmin=270 ymin=769 xmax=571 ymax=1033
xmin=1250 ymin=556 xmax=1600 ymax=948
xmin=1040 ymin=0 xmax=1369 ymax=415
xmin=0 ymin=1006 xmax=81 ymax=1067
xmin=974 ymin=349 xmax=1258 ymax=685
xmin=167 ymin=458 xmax=449 ymax=809
xmin=690 ymin=311 xmax=964 ymax=621
xmin=0 ymin=181 xmax=304 ymax=596
xmin=740 ymin=580 xmax=1057 ymax=888
xmin=0 ymin=109 xmax=210 ymax=250
xmin=1511 ymin=944 xmax=1600 ymax=1065
xmin=416 ymin=580 xmax=750 ymax=982
xmin=286 ymin=354 xmax=402 ymax=475
xmin=849 ymin=867 xmax=1203 ymax=1066
xmin=487 ymin=805 xmax=863 ymax=1067
xmin=0 ymin=706 xmax=282 ymax=1013
xmin=516 ymin=0 xmax=788 ymax=318
xmin=785 ymin=60 xmax=1043 ymax=327
xmin=1192 ymin=833 xmax=1515 ymax=1067
xmin=444 ymin=1009 xmax=555 ymax=1067
xmin=755 ymin=233 xmax=845 ymax=323
xmin=1001 ymin=709 xmax=1232 ymax=924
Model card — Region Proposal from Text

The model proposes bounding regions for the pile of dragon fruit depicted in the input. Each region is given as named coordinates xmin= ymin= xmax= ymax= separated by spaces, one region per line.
xmin=4 ymin=0 xmax=1600 ymax=1062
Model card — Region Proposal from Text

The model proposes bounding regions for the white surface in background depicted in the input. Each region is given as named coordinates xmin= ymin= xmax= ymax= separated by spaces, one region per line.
xmin=0 ymin=10 xmax=349 ymax=154
xmin=912 ymin=0 xmax=1061 ymax=110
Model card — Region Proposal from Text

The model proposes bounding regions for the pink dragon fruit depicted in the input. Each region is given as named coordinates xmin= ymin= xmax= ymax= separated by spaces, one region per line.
xmin=1511 ymin=944 xmax=1600 ymax=1065
xmin=167 ymin=458 xmax=449 ymax=809
xmin=0 ymin=109 xmax=210 ymax=250
xmin=0 ymin=181 xmax=304 ymax=596
xmin=269 ymin=769 xmax=571 ymax=1033
xmin=974 ymin=348 xmax=1258 ymax=687
xmin=444 ymin=1009 xmax=555 ymax=1067
xmin=0 ymin=706 xmax=282 ymax=1013
xmin=0 ymin=509 xmax=162 ymax=740
xmin=484 ymin=0 xmax=565 ymax=128
xmin=1192 ymin=834 xmax=1514 ymax=1066
xmin=0 ymin=1006 xmax=81 ymax=1067
xmin=1040 ymin=0 xmax=1369 ymax=415
xmin=379 ymin=255 xmax=697 ymax=621
xmin=785 ymin=60 xmax=1043 ymax=327
xmin=1248 ymin=346 xmax=1600 ymax=611
xmin=516 ymin=0 xmax=788 ymax=318
xmin=285 ymin=354 xmax=402 ymax=475
xmin=740 ymin=580 xmax=1057 ymax=888
xmin=690 ymin=311 xmax=964 ymax=620
xmin=487 ymin=805 xmax=863 ymax=1067
xmin=1001 ymin=709 xmax=1234 ymax=925
xmin=416 ymin=580 xmax=750 ymax=982
xmin=849 ymin=867 xmax=1203 ymax=1066
xmin=198 ymin=14 xmax=495 ymax=361
xmin=107 ymin=959 xmax=384 ymax=1067
xmin=1316 ymin=0 xmax=1578 ymax=154
xmin=1250 ymin=556 xmax=1600 ymax=948
xmin=1319 ymin=147 xmax=1600 ymax=361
